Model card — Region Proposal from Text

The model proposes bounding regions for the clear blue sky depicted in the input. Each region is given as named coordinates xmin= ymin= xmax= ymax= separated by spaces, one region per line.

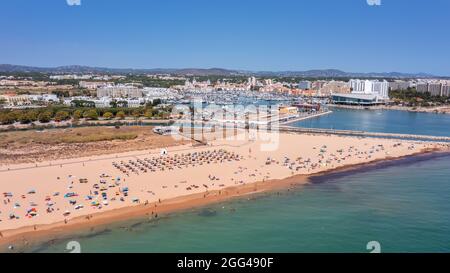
xmin=1 ymin=0 xmax=449 ymax=75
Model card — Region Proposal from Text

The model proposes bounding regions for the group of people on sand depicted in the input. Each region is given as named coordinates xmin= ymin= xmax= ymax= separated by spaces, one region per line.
xmin=0 ymin=171 xmax=139 ymax=226
xmin=112 ymin=149 xmax=243 ymax=176
xmin=0 ymin=149 xmax=245 ymax=229
xmin=1 ymin=190 xmax=42 ymax=223
xmin=256 ymin=142 xmax=420 ymax=176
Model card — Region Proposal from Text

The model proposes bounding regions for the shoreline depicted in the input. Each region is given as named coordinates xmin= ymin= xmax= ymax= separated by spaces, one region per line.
xmin=1 ymin=147 xmax=446 ymax=252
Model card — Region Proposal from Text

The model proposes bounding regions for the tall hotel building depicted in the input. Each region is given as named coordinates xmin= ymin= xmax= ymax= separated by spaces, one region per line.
xmin=416 ymin=81 xmax=450 ymax=97
xmin=349 ymin=79 xmax=389 ymax=99
xmin=442 ymin=84 xmax=450 ymax=97
xmin=97 ymin=85 xmax=143 ymax=98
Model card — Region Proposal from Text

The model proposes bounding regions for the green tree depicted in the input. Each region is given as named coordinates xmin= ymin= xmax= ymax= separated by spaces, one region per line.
xmin=29 ymin=110 xmax=39 ymax=122
xmin=109 ymin=100 xmax=118 ymax=108
xmin=0 ymin=112 xmax=16 ymax=125
xmin=116 ymin=111 xmax=126 ymax=120
xmin=52 ymin=90 xmax=70 ymax=98
xmin=83 ymin=109 xmax=99 ymax=120
xmin=18 ymin=110 xmax=38 ymax=124
xmin=144 ymin=109 xmax=153 ymax=119
xmin=132 ymin=109 xmax=141 ymax=120
xmin=71 ymin=100 xmax=95 ymax=108
xmin=9 ymin=111 xmax=21 ymax=121
xmin=117 ymin=101 xmax=128 ymax=108
xmin=38 ymin=111 xmax=53 ymax=123
xmin=73 ymin=109 xmax=83 ymax=120
xmin=152 ymin=99 xmax=162 ymax=107
xmin=103 ymin=112 xmax=114 ymax=120
xmin=54 ymin=111 xmax=70 ymax=122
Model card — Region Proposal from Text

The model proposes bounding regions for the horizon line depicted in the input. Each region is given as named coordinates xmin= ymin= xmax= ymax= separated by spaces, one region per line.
xmin=0 ymin=63 xmax=446 ymax=77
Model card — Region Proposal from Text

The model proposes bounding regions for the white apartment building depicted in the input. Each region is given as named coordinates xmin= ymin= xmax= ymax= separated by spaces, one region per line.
xmin=29 ymin=94 xmax=59 ymax=102
xmin=79 ymin=81 xmax=112 ymax=90
xmin=0 ymin=94 xmax=59 ymax=107
xmin=349 ymin=79 xmax=389 ymax=99
xmin=416 ymin=81 xmax=450 ymax=96
xmin=50 ymin=74 xmax=92 ymax=80
xmin=247 ymin=77 xmax=257 ymax=87
xmin=298 ymin=81 xmax=311 ymax=90
xmin=389 ymin=81 xmax=411 ymax=91
xmin=97 ymin=85 xmax=143 ymax=98
xmin=442 ymin=85 xmax=450 ymax=97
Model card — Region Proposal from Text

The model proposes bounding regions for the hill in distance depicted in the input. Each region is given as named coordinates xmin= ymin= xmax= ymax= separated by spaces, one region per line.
xmin=0 ymin=64 xmax=439 ymax=78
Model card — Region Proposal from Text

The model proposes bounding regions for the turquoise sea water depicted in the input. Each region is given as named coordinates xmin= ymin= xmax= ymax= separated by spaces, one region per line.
xmin=32 ymin=109 xmax=450 ymax=253
xmin=292 ymin=107 xmax=450 ymax=137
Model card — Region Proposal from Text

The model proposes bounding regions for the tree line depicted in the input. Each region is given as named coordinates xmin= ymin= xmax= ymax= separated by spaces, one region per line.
xmin=389 ymin=88 xmax=450 ymax=106
xmin=0 ymin=105 xmax=172 ymax=125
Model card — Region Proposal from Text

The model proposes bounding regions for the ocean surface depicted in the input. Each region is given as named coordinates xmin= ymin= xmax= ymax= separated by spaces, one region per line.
xmin=291 ymin=107 xmax=450 ymax=137
xmin=32 ymin=109 xmax=450 ymax=253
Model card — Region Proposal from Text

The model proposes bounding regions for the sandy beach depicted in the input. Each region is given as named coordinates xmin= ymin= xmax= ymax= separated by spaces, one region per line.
xmin=0 ymin=129 xmax=448 ymax=250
